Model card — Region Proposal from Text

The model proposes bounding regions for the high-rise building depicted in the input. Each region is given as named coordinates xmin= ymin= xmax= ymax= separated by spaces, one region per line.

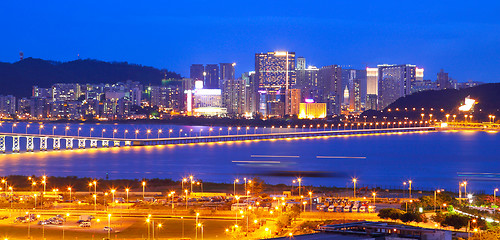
xmin=220 ymin=63 xmax=235 ymax=82
xmin=190 ymin=64 xmax=204 ymax=81
xmin=377 ymin=64 xmax=420 ymax=109
xmin=437 ymin=69 xmax=451 ymax=90
xmin=351 ymin=78 xmax=361 ymax=112
xmin=222 ymin=79 xmax=247 ymax=116
xmin=366 ymin=68 xmax=378 ymax=96
xmin=317 ymin=65 xmax=342 ymax=115
xmin=342 ymin=69 xmax=367 ymax=106
xmin=295 ymin=66 xmax=319 ymax=100
xmin=0 ymin=95 xmax=16 ymax=116
xmin=287 ymin=89 xmax=301 ymax=116
xmin=296 ymin=57 xmax=306 ymax=70
xmin=255 ymin=51 xmax=296 ymax=116
xmin=365 ymin=94 xmax=378 ymax=111
xmin=52 ymin=83 xmax=81 ymax=102
xmin=204 ymin=64 xmax=220 ymax=89
xmin=242 ymin=71 xmax=258 ymax=116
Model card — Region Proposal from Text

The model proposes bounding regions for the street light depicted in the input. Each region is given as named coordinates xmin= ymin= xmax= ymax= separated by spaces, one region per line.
xmin=39 ymin=125 xmax=44 ymax=134
xmin=101 ymin=129 xmax=106 ymax=137
xmin=125 ymin=188 xmax=129 ymax=203
xmin=234 ymin=179 xmax=239 ymax=196
xmin=124 ymin=129 xmax=128 ymax=138
xmin=146 ymin=129 xmax=151 ymax=139
xmin=372 ymin=192 xmax=376 ymax=204
xmin=157 ymin=129 xmax=162 ymax=138
xmin=90 ymin=128 xmax=94 ymax=137
xmin=52 ymin=126 xmax=56 ymax=135
xmin=113 ymin=129 xmax=117 ymax=138
xmin=352 ymin=178 xmax=357 ymax=198
xmin=142 ymin=181 xmax=146 ymax=199
xmin=434 ymin=189 xmax=441 ymax=212
xmin=297 ymin=178 xmax=302 ymax=196
xmin=408 ymin=180 xmax=412 ymax=198
xmin=135 ymin=130 xmax=139 ymax=139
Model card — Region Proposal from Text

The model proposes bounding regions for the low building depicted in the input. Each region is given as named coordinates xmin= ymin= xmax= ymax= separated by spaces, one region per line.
xmin=298 ymin=102 xmax=327 ymax=119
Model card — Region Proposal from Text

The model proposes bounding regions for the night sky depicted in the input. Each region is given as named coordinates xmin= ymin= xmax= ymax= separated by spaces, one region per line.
xmin=1 ymin=1 xmax=499 ymax=82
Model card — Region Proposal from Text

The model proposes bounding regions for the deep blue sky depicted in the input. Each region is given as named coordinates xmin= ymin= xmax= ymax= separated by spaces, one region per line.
xmin=1 ymin=1 xmax=499 ymax=82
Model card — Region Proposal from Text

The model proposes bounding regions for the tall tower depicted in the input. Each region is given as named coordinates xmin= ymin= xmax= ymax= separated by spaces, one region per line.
xmin=204 ymin=64 xmax=220 ymax=89
xmin=255 ymin=51 xmax=296 ymax=117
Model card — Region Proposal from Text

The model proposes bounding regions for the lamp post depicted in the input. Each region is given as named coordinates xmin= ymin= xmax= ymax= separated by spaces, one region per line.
xmin=68 ymin=187 xmax=72 ymax=202
xmin=135 ymin=130 xmax=139 ymax=139
xmin=124 ymin=129 xmax=128 ymax=138
xmin=52 ymin=126 xmax=56 ymax=135
xmin=372 ymin=192 xmax=376 ymax=204
xmin=158 ymin=129 xmax=162 ymax=138
xmin=352 ymin=178 xmax=357 ymax=198
xmin=463 ymin=181 xmax=467 ymax=197
xmin=77 ymin=127 xmax=81 ymax=137
xmin=90 ymin=128 xmax=94 ymax=137
xmin=101 ymin=129 xmax=106 ymax=138
xmin=234 ymin=179 xmax=239 ymax=195
xmin=107 ymin=214 xmax=111 ymax=239
xmin=190 ymin=175 xmax=194 ymax=193
xmin=146 ymin=129 xmax=151 ymax=139
xmin=408 ymin=180 xmax=412 ymax=198
xmin=65 ymin=126 xmax=69 ymax=136
xmin=93 ymin=194 xmax=97 ymax=211
xmin=125 ymin=188 xmax=129 ymax=203
xmin=434 ymin=189 xmax=441 ymax=212
xmin=111 ymin=189 xmax=116 ymax=203
xmin=309 ymin=191 xmax=313 ymax=212
xmin=113 ymin=129 xmax=117 ymax=138
xmin=26 ymin=124 xmax=30 ymax=134
xmin=142 ymin=181 xmax=146 ymax=199
xmin=297 ymin=178 xmax=302 ymax=196
xmin=494 ymin=188 xmax=498 ymax=207
xmin=39 ymin=125 xmax=44 ymax=134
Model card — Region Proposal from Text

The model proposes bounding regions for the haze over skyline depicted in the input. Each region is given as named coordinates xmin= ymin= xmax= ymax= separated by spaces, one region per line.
xmin=1 ymin=0 xmax=499 ymax=82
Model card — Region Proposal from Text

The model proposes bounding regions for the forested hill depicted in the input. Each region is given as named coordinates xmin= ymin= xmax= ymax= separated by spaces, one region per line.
xmin=0 ymin=58 xmax=182 ymax=97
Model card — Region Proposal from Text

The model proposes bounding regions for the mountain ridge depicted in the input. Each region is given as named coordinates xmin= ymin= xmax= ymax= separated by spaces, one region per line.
xmin=0 ymin=57 xmax=182 ymax=97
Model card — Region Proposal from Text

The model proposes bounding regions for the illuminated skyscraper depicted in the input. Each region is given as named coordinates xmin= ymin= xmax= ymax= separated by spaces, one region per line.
xmin=190 ymin=64 xmax=204 ymax=81
xmin=296 ymin=57 xmax=306 ymax=70
xmin=255 ymin=51 xmax=296 ymax=116
xmin=204 ymin=64 xmax=220 ymax=89
xmin=317 ymin=65 xmax=342 ymax=115
xmin=377 ymin=64 xmax=421 ymax=109
xmin=220 ymin=63 xmax=235 ymax=82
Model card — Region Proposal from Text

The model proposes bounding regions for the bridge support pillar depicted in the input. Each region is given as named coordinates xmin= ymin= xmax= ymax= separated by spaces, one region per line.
xmin=0 ymin=136 xmax=4 ymax=153
xmin=113 ymin=141 xmax=120 ymax=147
xmin=125 ymin=141 xmax=131 ymax=146
xmin=90 ymin=140 xmax=97 ymax=148
xmin=66 ymin=138 xmax=74 ymax=149
xmin=40 ymin=137 xmax=48 ymax=151
xmin=26 ymin=136 xmax=34 ymax=152
xmin=78 ymin=139 xmax=85 ymax=149
xmin=102 ymin=140 xmax=109 ymax=147
xmin=12 ymin=136 xmax=20 ymax=152
xmin=53 ymin=138 xmax=61 ymax=150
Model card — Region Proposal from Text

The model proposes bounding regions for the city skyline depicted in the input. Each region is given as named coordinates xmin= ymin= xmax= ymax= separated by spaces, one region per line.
xmin=0 ymin=1 xmax=499 ymax=83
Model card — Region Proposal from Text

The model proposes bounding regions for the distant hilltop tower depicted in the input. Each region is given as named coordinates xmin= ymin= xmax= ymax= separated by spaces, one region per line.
xmin=19 ymin=51 xmax=24 ymax=61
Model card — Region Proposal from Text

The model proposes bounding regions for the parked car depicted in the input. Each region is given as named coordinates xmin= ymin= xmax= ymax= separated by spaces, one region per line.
xmin=104 ymin=226 xmax=113 ymax=232
xmin=79 ymin=221 xmax=91 ymax=227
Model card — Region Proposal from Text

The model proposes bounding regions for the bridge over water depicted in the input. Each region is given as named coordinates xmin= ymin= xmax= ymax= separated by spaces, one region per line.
xmin=0 ymin=127 xmax=436 ymax=153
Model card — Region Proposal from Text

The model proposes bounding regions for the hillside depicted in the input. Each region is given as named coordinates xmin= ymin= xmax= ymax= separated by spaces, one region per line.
xmin=362 ymin=83 xmax=500 ymax=122
xmin=0 ymin=58 xmax=182 ymax=97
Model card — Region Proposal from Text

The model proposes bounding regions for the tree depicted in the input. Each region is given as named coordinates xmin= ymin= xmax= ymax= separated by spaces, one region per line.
xmin=401 ymin=212 xmax=425 ymax=223
xmin=441 ymin=214 xmax=469 ymax=230
xmin=378 ymin=208 xmax=404 ymax=220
